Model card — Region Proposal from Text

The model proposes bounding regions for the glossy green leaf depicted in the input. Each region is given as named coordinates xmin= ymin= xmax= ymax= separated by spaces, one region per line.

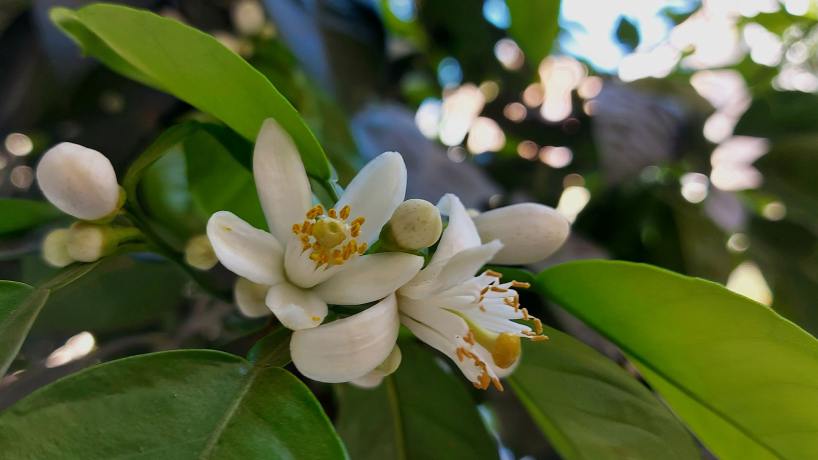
xmin=25 ymin=255 xmax=187 ymax=336
xmin=0 ymin=199 xmax=61 ymax=237
xmin=0 ymin=282 xmax=47 ymax=376
xmin=51 ymin=3 xmax=331 ymax=181
xmin=734 ymin=91 xmax=818 ymax=139
xmin=506 ymin=0 xmax=562 ymax=69
xmin=1 ymin=262 xmax=101 ymax=376
xmin=0 ymin=350 xmax=347 ymax=459
xmin=509 ymin=326 xmax=698 ymax=460
xmin=336 ymin=341 xmax=498 ymax=460
xmin=185 ymin=129 xmax=266 ymax=229
xmin=537 ymin=260 xmax=818 ymax=460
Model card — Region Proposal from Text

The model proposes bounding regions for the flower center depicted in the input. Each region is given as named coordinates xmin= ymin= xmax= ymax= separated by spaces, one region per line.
xmin=451 ymin=270 xmax=549 ymax=390
xmin=292 ymin=204 xmax=367 ymax=269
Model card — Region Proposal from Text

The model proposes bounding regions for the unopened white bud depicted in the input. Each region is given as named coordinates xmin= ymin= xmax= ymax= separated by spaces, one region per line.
xmin=387 ymin=199 xmax=443 ymax=250
xmin=36 ymin=142 xmax=121 ymax=221
xmin=66 ymin=223 xmax=140 ymax=263
xmin=232 ymin=0 xmax=266 ymax=36
xmin=184 ymin=234 xmax=218 ymax=270
xmin=42 ymin=228 xmax=75 ymax=268
xmin=234 ymin=277 xmax=271 ymax=318
xmin=473 ymin=203 xmax=570 ymax=265
xmin=350 ymin=345 xmax=402 ymax=389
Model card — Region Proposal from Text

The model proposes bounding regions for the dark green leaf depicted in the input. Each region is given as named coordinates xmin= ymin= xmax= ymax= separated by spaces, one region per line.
xmin=336 ymin=341 xmax=498 ymax=460
xmin=0 ymin=282 xmax=48 ymax=376
xmin=509 ymin=326 xmax=698 ymax=460
xmin=615 ymin=17 xmax=640 ymax=52
xmin=247 ymin=327 xmax=292 ymax=367
xmin=52 ymin=3 xmax=331 ymax=181
xmin=0 ymin=350 xmax=347 ymax=459
xmin=0 ymin=199 xmax=61 ymax=237
xmin=537 ymin=260 xmax=818 ymax=460
xmin=734 ymin=91 xmax=818 ymax=139
xmin=25 ymin=256 xmax=186 ymax=336
xmin=506 ymin=0 xmax=562 ymax=68
xmin=754 ymin=135 xmax=818 ymax=230
xmin=1 ymin=261 xmax=102 ymax=376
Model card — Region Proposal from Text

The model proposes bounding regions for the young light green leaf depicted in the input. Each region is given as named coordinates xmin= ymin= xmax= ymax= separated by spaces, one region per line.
xmin=0 ymin=282 xmax=48 ymax=376
xmin=0 ymin=350 xmax=347 ymax=459
xmin=336 ymin=341 xmax=498 ymax=460
xmin=51 ymin=3 xmax=332 ymax=181
xmin=537 ymin=260 xmax=818 ymax=460
xmin=509 ymin=326 xmax=699 ymax=460
xmin=506 ymin=0 xmax=562 ymax=69
xmin=0 ymin=199 xmax=61 ymax=237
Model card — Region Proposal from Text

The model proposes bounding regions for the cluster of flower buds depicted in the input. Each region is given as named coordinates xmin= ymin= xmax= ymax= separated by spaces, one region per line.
xmin=36 ymin=143 xmax=141 ymax=267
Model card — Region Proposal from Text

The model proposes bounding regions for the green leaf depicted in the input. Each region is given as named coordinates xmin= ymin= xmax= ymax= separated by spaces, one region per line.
xmin=537 ymin=260 xmax=818 ymax=460
xmin=122 ymin=122 xmax=199 ymax=201
xmin=734 ymin=91 xmax=818 ymax=139
xmin=0 ymin=282 xmax=48 ymax=376
xmin=247 ymin=327 xmax=292 ymax=367
xmin=0 ymin=350 xmax=348 ymax=459
xmin=336 ymin=341 xmax=498 ymax=460
xmin=1 ymin=261 xmax=101 ymax=376
xmin=0 ymin=199 xmax=61 ymax=237
xmin=26 ymin=255 xmax=187 ymax=336
xmin=51 ymin=3 xmax=331 ymax=181
xmin=509 ymin=326 xmax=699 ymax=460
xmin=185 ymin=129 xmax=266 ymax=229
xmin=615 ymin=16 xmax=640 ymax=52
xmin=506 ymin=0 xmax=562 ymax=69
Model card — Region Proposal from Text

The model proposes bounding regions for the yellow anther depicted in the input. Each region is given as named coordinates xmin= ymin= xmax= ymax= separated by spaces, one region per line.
xmin=292 ymin=223 xmax=301 ymax=234
xmin=491 ymin=333 xmax=521 ymax=369
xmin=340 ymin=205 xmax=351 ymax=219
xmin=357 ymin=242 xmax=368 ymax=255
xmin=511 ymin=281 xmax=530 ymax=289
xmin=328 ymin=208 xmax=337 ymax=218
xmin=484 ymin=269 xmax=502 ymax=278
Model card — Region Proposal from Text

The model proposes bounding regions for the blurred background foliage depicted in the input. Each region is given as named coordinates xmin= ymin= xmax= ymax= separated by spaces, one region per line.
xmin=1 ymin=0 xmax=817 ymax=458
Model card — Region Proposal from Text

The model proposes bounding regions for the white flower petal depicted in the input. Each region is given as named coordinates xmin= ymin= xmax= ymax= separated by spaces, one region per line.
xmin=36 ymin=142 xmax=120 ymax=220
xmin=350 ymin=345 xmax=402 ymax=389
xmin=400 ymin=241 xmax=502 ymax=299
xmin=400 ymin=314 xmax=487 ymax=385
xmin=314 ymin=253 xmax=423 ymax=305
xmin=265 ymin=282 xmax=328 ymax=330
xmin=335 ymin=152 xmax=406 ymax=243
xmin=207 ymin=211 xmax=284 ymax=285
xmin=253 ymin=118 xmax=313 ymax=243
xmin=234 ymin=277 xmax=271 ymax=318
xmin=291 ymin=294 xmax=400 ymax=383
xmin=473 ymin=203 xmax=569 ymax=265
xmin=350 ymin=371 xmax=388 ymax=389
xmin=283 ymin=237 xmax=344 ymax=288
xmin=430 ymin=194 xmax=482 ymax=265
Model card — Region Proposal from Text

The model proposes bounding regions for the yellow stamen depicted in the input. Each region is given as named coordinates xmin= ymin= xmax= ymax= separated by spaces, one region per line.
xmin=340 ymin=205 xmax=351 ymax=219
